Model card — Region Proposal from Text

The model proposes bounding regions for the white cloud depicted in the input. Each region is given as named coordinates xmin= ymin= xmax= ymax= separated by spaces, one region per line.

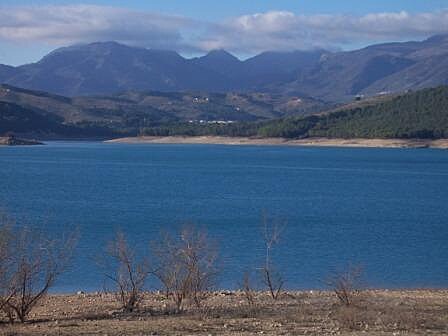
xmin=200 ymin=10 xmax=448 ymax=53
xmin=1 ymin=5 xmax=448 ymax=55
xmin=0 ymin=5 xmax=201 ymax=51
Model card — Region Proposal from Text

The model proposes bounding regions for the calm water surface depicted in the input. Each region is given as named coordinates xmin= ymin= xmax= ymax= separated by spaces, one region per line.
xmin=0 ymin=142 xmax=447 ymax=291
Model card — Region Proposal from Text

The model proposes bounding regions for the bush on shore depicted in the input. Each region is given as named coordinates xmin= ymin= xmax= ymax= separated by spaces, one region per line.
xmin=0 ymin=212 xmax=77 ymax=323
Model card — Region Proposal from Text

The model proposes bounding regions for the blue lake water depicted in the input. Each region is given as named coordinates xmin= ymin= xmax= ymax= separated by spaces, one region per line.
xmin=0 ymin=141 xmax=447 ymax=292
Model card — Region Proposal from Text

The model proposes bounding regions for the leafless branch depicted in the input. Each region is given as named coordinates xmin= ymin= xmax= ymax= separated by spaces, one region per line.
xmin=99 ymin=231 xmax=150 ymax=313
xmin=327 ymin=265 xmax=364 ymax=306
xmin=260 ymin=213 xmax=286 ymax=300
xmin=153 ymin=225 xmax=218 ymax=312
xmin=0 ymin=214 xmax=77 ymax=323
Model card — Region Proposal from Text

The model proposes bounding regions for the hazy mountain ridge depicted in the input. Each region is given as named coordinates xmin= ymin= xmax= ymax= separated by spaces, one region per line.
xmin=274 ymin=35 xmax=448 ymax=101
xmin=0 ymin=42 xmax=327 ymax=96
xmin=1 ymin=35 xmax=447 ymax=101
xmin=2 ymin=42 xmax=232 ymax=96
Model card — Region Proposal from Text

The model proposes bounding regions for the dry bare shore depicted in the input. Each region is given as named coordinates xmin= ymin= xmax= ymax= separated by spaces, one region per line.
xmin=1 ymin=290 xmax=447 ymax=335
xmin=106 ymin=136 xmax=448 ymax=149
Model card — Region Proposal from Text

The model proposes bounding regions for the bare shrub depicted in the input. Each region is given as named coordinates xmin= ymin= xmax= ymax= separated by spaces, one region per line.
xmin=327 ymin=265 xmax=370 ymax=331
xmin=241 ymin=271 xmax=256 ymax=307
xmin=0 ymin=214 xmax=14 ymax=314
xmin=99 ymin=231 xmax=150 ymax=313
xmin=0 ymin=221 xmax=77 ymax=323
xmin=236 ymin=270 xmax=261 ymax=318
xmin=331 ymin=304 xmax=371 ymax=331
xmin=260 ymin=215 xmax=285 ymax=300
xmin=153 ymin=225 xmax=218 ymax=312
xmin=327 ymin=265 xmax=363 ymax=306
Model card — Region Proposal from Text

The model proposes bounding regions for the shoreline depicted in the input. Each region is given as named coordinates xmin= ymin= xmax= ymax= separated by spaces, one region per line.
xmin=106 ymin=136 xmax=448 ymax=149
xmin=49 ymin=288 xmax=448 ymax=296
xmin=3 ymin=289 xmax=447 ymax=335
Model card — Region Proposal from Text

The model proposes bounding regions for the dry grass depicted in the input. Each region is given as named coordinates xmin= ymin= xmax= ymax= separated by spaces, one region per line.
xmin=0 ymin=290 xmax=447 ymax=335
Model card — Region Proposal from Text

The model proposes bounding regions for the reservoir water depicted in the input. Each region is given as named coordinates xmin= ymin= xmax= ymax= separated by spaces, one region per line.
xmin=0 ymin=141 xmax=447 ymax=291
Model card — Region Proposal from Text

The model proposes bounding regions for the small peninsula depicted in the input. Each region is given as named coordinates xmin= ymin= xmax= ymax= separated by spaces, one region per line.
xmin=0 ymin=134 xmax=43 ymax=146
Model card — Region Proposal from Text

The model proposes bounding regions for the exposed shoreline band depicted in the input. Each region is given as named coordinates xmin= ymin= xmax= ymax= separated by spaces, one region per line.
xmin=105 ymin=136 xmax=448 ymax=149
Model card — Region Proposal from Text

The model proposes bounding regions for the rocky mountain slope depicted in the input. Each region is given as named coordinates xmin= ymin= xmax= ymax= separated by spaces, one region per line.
xmin=1 ymin=35 xmax=447 ymax=101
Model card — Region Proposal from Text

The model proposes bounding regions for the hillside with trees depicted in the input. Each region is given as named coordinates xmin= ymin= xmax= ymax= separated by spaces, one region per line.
xmin=258 ymin=86 xmax=448 ymax=139
xmin=0 ymin=101 xmax=119 ymax=138
xmin=2 ymin=84 xmax=447 ymax=140
xmin=0 ymin=84 xmax=325 ymax=138
xmin=141 ymin=86 xmax=448 ymax=139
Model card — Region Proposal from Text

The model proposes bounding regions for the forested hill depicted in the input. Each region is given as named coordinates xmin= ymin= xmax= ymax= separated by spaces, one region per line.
xmin=0 ymin=84 xmax=325 ymax=137
xmin=258 ymin=86 xmax=448 ymax=139
xmin=141 ymin=86 xmax=448 ymax=139
xmin=0 ymin=101 xmax=120 ymax=138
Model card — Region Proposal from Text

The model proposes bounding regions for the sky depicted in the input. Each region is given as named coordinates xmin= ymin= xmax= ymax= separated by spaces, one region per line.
xmin=0 ymin=0 xmax=448 ymax=66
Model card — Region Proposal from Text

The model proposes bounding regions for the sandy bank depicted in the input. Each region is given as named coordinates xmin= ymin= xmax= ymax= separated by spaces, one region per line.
xmin=106 ymin=136 xmax=448 ymax=149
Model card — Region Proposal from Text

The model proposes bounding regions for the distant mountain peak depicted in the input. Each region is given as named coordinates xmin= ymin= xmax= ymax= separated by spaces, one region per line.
xmin=191 ymin=49 xmax=242 ymax=77
xmin=39 ymin=41 xmax=128 ymax=61
xmin=202 ymin=49 xmax=241 ymax=62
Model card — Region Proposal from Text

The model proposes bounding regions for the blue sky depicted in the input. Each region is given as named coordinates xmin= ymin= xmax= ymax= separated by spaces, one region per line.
xmin=1 ymin=0 xmax=448 ymax=65
xmin=2 ymin=0 xmax=447 ymax=17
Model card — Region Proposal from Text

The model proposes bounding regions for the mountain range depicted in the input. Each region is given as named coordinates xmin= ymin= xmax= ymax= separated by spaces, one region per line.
xmin=1 ymin=35 xmax=448 ymax=102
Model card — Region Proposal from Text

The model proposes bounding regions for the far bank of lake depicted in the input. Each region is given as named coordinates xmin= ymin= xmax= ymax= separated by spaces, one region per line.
xmin=106 ymin=136 xmax=448 ymax=149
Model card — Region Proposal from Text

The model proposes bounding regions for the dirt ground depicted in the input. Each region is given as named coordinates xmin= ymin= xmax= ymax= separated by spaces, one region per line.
xmin=1 ymin=290 xmax=447 ymax=335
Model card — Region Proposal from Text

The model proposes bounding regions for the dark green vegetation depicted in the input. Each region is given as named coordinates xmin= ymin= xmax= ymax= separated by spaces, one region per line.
xmin=258 ymin=86 xmax=448 ymax=139
xmin=141 ymin=86 xmax=448 ymax=139
xmin=0 ymin=84 xmax=325 ymax=138
xmin=1 ymin=35 xmax=448 ymax=102
xmin=0 ymin=101 xmax=116 ymax=138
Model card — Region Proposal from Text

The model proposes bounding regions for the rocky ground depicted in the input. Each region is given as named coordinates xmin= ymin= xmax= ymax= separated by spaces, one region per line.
xmin=1 ymin=290 xmax=447 ymax=335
